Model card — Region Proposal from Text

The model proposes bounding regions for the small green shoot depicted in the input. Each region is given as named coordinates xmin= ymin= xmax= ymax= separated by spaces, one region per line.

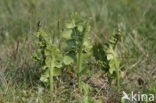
xmin=33 ymin=30 xmax=63 ymax=94
xmin=62 ymin=13 xmax=91 ymax=87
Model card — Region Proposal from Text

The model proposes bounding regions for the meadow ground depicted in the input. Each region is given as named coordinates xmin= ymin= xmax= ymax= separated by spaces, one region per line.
xmin=0 ymin=0 xmax=156 ymax=103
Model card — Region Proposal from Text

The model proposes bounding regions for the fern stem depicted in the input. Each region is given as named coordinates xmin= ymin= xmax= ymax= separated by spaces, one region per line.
xmin=77 ymin=52 xmax=82 ymax=86
xmin=77 ymin=33 xmax=85 ymax=87
xmin=50 ymin=58 xmax=54 ymax=95
xmin=116 ymin=68 xmax=120 ymax=89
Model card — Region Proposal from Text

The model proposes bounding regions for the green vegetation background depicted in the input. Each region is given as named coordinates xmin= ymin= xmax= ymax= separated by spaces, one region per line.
xmin=0 ymin=0 xmax=156 ymax=102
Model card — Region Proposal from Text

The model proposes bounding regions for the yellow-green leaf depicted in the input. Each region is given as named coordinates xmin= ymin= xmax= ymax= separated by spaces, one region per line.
xmin=63 ymin=56 xmax=74 ymax=65
xmin=62 ymin=29 xmax=72 ymax=40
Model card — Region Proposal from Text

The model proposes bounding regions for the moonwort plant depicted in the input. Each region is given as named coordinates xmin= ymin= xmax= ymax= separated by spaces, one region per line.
xmin=33 ymin=30 xmax=63 ymax=94
xmin=62 ymin=13 xmax=92 ymax=87
xmin=93 ymin=28 xmax=122 ymax=89
xmin=107 ymin=28 xmax=122 ymax=88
